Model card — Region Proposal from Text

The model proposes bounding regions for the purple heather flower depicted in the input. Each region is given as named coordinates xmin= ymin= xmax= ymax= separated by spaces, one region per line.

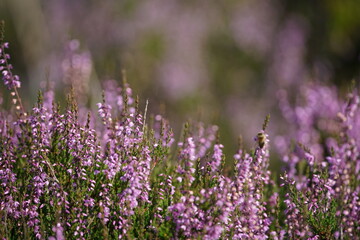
xmin=0 ymin=42 xmax=21 ymax=90
xmin=49 ymin=223 xmax=65 ymax=240
xmin=277 ymin=83 xmax=360 ymax=238
xmin=207 ymin=143 xmax=224 ymax=175
xmin=281 ymin=174 xmax=312 ymax=238
xmin=229 ymin=132 xmax=272 ymax=239
xmin=153 ymin=114 xmax=175 ymax=148
xmin=0 ymin=134 xmax=21 ymax=221
xmin=177 ymin=137 xmax=197 ymax=186
xmin=192 ymin=123 xmax=218 ymax=159
xmin=275 ymin=83 xmax=342 ymax=183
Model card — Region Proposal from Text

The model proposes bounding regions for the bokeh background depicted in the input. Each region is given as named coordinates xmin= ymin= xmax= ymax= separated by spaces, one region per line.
xmin=1 ymin=0 xmax=360 ymax=165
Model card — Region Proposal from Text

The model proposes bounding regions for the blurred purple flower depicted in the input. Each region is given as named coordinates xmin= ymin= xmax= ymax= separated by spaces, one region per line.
xmin=0 ymin=42 xmax=21 ymax=90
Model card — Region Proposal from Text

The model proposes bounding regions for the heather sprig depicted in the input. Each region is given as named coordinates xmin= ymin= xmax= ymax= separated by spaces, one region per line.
xmin=0 ymin=21 xmax=23 ymax=113
xmin=228 ymin=128 xmax=272 ymax=240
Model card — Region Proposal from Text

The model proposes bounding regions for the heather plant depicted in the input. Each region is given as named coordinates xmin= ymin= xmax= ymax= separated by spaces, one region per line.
xmin=277 ymin=83 xmax=360 ymax=239
xmin=1 ymin=25 xmax=360 ymax=240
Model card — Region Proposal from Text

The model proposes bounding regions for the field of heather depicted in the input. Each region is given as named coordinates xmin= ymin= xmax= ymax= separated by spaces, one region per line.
xmin=1 ymin=1 xmax=360 ymax=239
